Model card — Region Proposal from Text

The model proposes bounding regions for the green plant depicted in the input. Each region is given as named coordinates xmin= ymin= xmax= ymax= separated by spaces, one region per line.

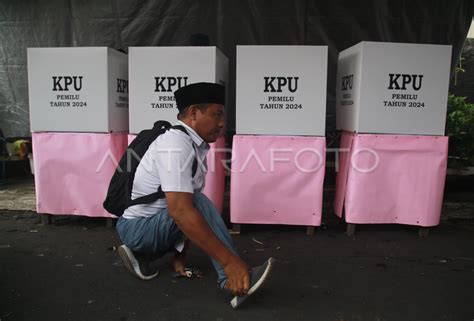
xmin=446 ymin=94 xmax=474 ymax=168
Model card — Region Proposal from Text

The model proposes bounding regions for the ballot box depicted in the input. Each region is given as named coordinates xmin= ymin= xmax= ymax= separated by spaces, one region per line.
xmin=336 ymin=42 xmax=452 ymax=135
xmin=128 ymin=47 xmax=228 ymax=134
xmin=236 ymin=45 xmax=327 ymax=136
xmin=28 ymin=47 xmax=129 ymax=133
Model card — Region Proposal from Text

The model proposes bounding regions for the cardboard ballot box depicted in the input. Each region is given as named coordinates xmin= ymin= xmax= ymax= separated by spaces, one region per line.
xmin=336 ymin=42 xmax=452 ymax=136
xmin=236 ymin=46 xmax=327 ymax=136
xmin=128 ymin=47 xmax=228 ymax=134
xmin=28 ymin=47 xmax=129 ymax=133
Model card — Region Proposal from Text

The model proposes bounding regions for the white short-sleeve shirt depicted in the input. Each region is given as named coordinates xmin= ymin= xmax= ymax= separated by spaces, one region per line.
xmin=122 ymin=121 xmax=210 ymax=219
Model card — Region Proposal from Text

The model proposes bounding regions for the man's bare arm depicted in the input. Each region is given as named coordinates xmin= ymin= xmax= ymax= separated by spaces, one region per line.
xmin=166 ymin=191 xmax=250 ymax=295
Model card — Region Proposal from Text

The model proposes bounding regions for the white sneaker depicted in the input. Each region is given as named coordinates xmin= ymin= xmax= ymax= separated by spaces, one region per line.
xmin=230 ymin=257 xmax=275 ymax=308
xmin=117 ymin=245 xmax=159 ymax=280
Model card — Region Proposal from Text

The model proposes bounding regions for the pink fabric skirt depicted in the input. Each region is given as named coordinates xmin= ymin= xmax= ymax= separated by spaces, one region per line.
xmin=33 ymin=132 xmax=128 ymax=217
xmin=334 ymin=132 xmax=448 ymax=227
xmin=230 ymin=135 xmax=326 ymax=226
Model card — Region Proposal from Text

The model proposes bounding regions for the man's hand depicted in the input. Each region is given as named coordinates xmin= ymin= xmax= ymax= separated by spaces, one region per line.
xmin=166 ymin=192 xmax=250 ymax=293
xmin=223 ymin=256 xmax=251 ymax=296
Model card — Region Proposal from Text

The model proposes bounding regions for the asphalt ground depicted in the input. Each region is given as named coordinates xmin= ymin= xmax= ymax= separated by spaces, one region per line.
xmin=0 ymin=209 xmax=473 ymax=321
xmin=0 ymin=175 xmax=473 ymax=321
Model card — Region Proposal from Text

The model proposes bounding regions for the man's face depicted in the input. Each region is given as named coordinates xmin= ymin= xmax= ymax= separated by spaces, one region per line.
xmin=192 ymin=103 xmax=225 ymax=143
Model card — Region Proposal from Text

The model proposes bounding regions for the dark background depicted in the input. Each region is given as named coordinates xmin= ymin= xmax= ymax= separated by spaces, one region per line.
xmin=0 ymin=0 xmax=472 ymax=137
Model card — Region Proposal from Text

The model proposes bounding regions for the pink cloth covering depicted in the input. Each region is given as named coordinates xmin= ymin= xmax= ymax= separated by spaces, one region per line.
xmin=334 ymin=131 xmax=448 ymax=227
xmin=33 ymin=132 xmax=128 ymax=217
xmin=202 ymin=136 xmax=226 ymax=213
xmin=127 ymin=134 xmax=226 ymax=213
xmin=230 ymin=135 xmax=326 ymax=226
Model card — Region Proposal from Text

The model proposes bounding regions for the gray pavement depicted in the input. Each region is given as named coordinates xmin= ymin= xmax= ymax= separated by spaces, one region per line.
xmin=0 ymin=176 xmax=473 ymax=321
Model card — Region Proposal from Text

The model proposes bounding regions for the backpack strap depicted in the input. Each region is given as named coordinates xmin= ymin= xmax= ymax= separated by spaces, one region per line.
xmin=128 ymin=187 xmax=166 ymax=206
xmin=128 ymin=125 xmax=199 ymax=207
xmin=170 ymin=125 xmax=199 ymax=177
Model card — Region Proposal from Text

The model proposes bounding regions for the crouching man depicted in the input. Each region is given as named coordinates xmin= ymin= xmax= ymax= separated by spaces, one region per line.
xmin=116 ymin=82 xmax=274 ymax=308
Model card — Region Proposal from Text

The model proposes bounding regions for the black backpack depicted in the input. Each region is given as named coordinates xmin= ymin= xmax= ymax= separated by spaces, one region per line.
xmin=103 ymin=120 xmax=197 ymax=216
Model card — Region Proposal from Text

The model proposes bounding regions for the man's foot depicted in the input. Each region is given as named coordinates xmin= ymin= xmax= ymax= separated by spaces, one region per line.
xmin=117 ymin=245 xmax=159 ymax=280
xmin=230 ymin=257 xmax=275 ymax=309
